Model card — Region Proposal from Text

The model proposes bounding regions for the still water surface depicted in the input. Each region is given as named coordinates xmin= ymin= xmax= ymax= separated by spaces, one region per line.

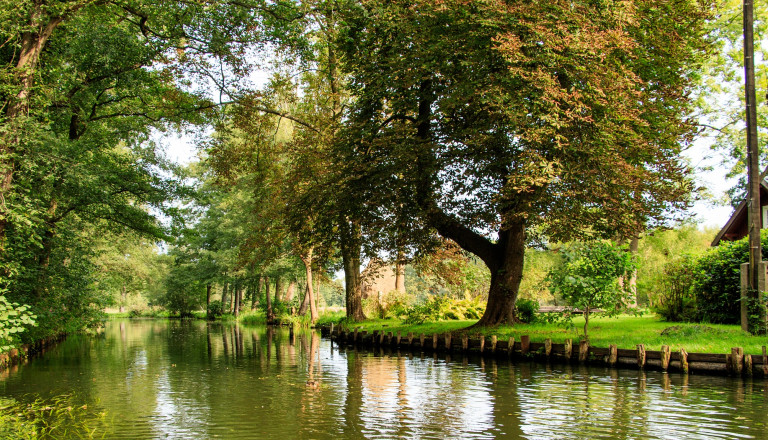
xmin=1 ymin=320 xmax=767 ymax=439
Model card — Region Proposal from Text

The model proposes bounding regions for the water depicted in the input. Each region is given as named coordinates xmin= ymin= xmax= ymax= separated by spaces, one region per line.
xmin=1 ymin=320 xmax=767 ymax=439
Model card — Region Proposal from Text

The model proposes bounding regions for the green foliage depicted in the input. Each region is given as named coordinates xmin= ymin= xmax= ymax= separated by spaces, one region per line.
xmin=0 ymin=296 xmax=36 ymax=354
xmin=363 ymin=290 xmax=414 ymax=319
xmin=654 ymin=255 xmax=699 ymax=322
xmin=402 ymin=294 xmax=485 ymax=325
xmin=207 ymin=300 xmax=225 ymax=319
xmin=547 ymin=241 xmax=636 ymax=340
xmin=0 ymin=394 xmax=108 ymax=439
xmin=515 ymin=299 xmax=540 ymax=324
xmin=688 ymin=231 xmax=768 ymax=324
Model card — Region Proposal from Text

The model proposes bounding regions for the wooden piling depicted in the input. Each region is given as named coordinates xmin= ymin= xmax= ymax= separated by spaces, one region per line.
xmin=354 ymin=328 xmax=359 ymax=343
xmin=445 ymin=333 xmax=452 ymax=351
xmin=408 ymin=332 xmax=414 ymax=346
xmin=608 ymin=344 xmax=617 ymax=366
xmin=491 ymin=335 xmax=497 ymax=353
xmin=745 ymin=354 xmax=753 ymax=376
xmin=432 ymin=333 xmax=438 ymax=350
xmin=508 ymin=337 xmax=515 ymax=356
xmin=419 ymin=333 xmax=425 ymax=348
xmin=387 ymin=331 xmax=393 ymax=345
xmin=579 ymin=340 xmax=589 ymax=362
xmin=521 ymin=335 xmax=530 ymax=355
xmin=544 ymin=339 xmax=552 ymax=357
xmin=731 ymin=347 xmax=744 ymax=375
xmin=661 ymin=345 xmax=671 ymax=370
xmin=637 ymin=344 xmax=646 ymax=369
xmin=479 ymin=336 xmax=485 ymax=353
xmin=680 ymin=348 xmax=688 ymax=374
xmin=461 ymin=334 xmax=469 ymax=351
xmin=763 ymin=346 xmax=768 ymax=376
xmin=396 ymin=331 xmax=401 ymax=345
xmin=564 ymin=339 xmax=572 ymax=360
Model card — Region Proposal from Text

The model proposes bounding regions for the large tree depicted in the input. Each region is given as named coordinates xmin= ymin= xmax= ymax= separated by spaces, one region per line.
xmin=337 ymin=0 xmax=711 ymax=325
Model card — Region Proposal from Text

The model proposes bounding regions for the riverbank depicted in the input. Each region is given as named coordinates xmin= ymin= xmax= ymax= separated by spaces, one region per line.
xmin=329 ymin=314 xmax=768 ymax=355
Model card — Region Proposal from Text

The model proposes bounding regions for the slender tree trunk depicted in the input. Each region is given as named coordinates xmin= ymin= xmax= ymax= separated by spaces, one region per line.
xmin=222 ymin=283 xmax=229 ymax=309
xmin=206 ymin=284 xmax=212 ymax=315
xmin=300 ymin=248 xmax=318 ymax=323
xmin=233 ymin=280 xmax=241 ymax=317
xmin=584 ymin=307 xmax=590 ymax=341
xmin=119 ymin=283 xmax=126 ymax=313
xmin=628 ymin=236 xmax=639 ymax=307
xmin=265 ymin=276 xmax=272 ymax=320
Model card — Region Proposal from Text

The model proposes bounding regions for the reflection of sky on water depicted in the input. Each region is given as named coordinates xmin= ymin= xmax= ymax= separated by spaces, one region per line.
xmin=2 ymin=320 xmax=767 ymax=440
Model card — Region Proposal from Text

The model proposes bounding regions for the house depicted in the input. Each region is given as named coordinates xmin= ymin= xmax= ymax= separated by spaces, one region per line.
xmin=711 ymin=180 xmax=768 ymax=246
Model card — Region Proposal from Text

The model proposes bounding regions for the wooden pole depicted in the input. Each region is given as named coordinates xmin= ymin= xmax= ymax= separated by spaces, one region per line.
xmin=521 ymin=335 xmax=530 ymax=355
xmin=564 ymin=339 xmax=572 ymax=360
xmin=661 ymin=345 xmax=671 ymax=370
xmin=637 ymin=344 xmax=646 ymax=369
xmin=680 ymin=348 xmax=689 ymax=374
xmin=744 ymin=0 xmax=764 ymax=334
xmin=491 ymin=335 xmax=497 ymax=353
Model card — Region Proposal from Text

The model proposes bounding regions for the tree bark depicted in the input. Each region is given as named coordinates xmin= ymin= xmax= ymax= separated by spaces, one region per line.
xmin=340 ymin=218 xmax=365 ymax=321
xmin=395 ymin=253 xmax=406 ymax=293
xmin=119 ymin=283 xmax=127 ymax=313
xmin=300 ymin=247 xmax=318 ymax=323
xmin=285 ymin=280 xmax=296 ymax=303
xmin=275 ymin=276 xmax=283 ymax=303
xmin=233 ymin=280 xmax=241 ymax=317
xmin=265 ymin=276 xmax=272 ymax=320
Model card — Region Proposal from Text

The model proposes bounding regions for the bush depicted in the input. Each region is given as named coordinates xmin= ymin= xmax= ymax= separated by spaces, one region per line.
xmin=207 ymin=300 xmax=225 ymax=319
xmin=402 ymin=294 xmax=485 ymax=324
xmin=654 ymin=255 xmax=698 ymax=322
xmin=516 ymin=298 xmax=539 ymax=323
xmin=0 ymin=296 xmax=36 ymax=354
xmin=364 ymin=290 xmax=415 ymax=319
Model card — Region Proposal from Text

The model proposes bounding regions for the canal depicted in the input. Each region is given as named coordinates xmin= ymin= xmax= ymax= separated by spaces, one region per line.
xmin=1 ymin=319 xmax=766 ymax=439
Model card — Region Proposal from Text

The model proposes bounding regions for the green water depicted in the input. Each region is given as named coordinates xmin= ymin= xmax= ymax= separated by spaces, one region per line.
xmin=1 ymin=319 xmax=767 ymax=439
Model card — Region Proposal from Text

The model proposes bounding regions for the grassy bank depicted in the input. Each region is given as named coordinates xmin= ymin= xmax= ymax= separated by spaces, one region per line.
xmin=335 ymin=314 xmax=768 ymax=355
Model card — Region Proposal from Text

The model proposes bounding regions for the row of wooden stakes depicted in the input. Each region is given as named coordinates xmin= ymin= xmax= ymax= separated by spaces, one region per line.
xmin=323 ymin=325 xmax=768 ymax=378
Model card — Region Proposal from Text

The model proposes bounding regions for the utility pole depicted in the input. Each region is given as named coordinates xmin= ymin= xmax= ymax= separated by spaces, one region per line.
xmin=744 ymin=0 xmax=765 ymax=333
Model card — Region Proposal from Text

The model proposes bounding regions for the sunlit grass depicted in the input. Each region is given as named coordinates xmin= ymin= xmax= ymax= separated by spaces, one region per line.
xmin=338 ymin=314 xmax=768 ymax=355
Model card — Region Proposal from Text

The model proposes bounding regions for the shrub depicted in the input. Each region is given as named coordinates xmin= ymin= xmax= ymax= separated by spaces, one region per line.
xmin=0 ymin=296 xmax=36 ymax=354
xmin=207 ymin=300 xmax=225 ymax=319
xmin=516 ymin=298 xmax=539 ymax=323
xmin=401 ymin=294 xmax=485 ymax=324
xmin=654 ymin=255 xmax=698 ymax=322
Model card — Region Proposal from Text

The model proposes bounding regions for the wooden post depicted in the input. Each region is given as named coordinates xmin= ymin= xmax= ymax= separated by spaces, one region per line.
xmin=579 ymin=340 xmax=589 ymax=362
xmin=544 ymin=339 xmax=552 ymax=358
xmin=479 ymin=336 xmax=485 ymax=353
xmin=762 ymin=346 xmax=768 ymax=376
xmin=396 ymin=331 xmax=402 ymax=345
xmin=407 ymin=332 xmax=413 ymax=346
xmin=491 ymin=335 xmax=497 ymax=353
xmin=419 ymin=333 xmax=425 ymax=348
xmin=661 ymin=345 xmax=671 ymax=370
xmin=521 ymin=335 xmax=530 ymax=355
xmin=508 ymin=337 xmax=515 ymax=356
xmin=461 ymin=334 xmax=469 ymax=351
xmin=680 ymin=348 xmax=689 ymax=374
xmin=745 ymin=354 xmax=753 ymax=376
xmin=330 ymin=323 xmax=334 ymax=338
xmin=432 ymin=333 xmax=438 ymax=350
xmin=387 ymin=331 xmax=393 ymax=345
xmin=608 ymin=344 xmax=617 ymax=366
xmin=379 ymin=331 xmax=386 ymax=345
xmin=354 ymin=328 xmax=359 ymax=343
xmin=445 ymin=333 xmax=452 ymax=351
xmin=732 ymin=347 xmax=744 ymax=375
xmin=564 ymin=339 xmax=572 ymax=360
xmin=637 ymin=344 xmax=646 ymax=369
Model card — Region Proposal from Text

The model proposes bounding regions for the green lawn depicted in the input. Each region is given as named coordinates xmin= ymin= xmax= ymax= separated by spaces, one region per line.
xmin=338 ymin=314 xmax=768 ymax=355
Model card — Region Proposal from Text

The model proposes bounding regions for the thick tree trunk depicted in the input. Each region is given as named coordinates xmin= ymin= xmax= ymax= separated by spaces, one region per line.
xmin=473 ymin=221 xmax=526 ymax=326
xmin=285 ymin=280 xmax=296 ymax=303
xmin=275 ymin=277 xmax=283 ymax=303
xmin=395 ymin=255 xmax=406 ymax=293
